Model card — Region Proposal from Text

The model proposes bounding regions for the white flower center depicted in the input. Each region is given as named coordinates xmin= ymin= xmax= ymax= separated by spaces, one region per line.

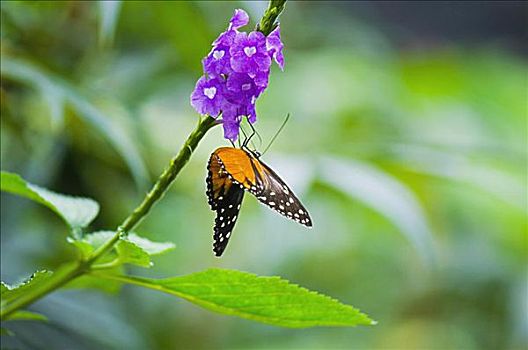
xmin=203 ymin=87 xmax=217 ymax=99
xmin=242 ymin=83 xmax=251 ymax=91
xmin=244 ymin=46 xmax=256 ymax=57
xmin=213 ymin=50 xmax=225 ymax=60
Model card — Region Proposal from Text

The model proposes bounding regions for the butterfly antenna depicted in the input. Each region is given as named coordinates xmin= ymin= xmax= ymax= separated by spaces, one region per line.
xmin=239 ymin=124 xmax=257 ymax=151
xmin=248 ymin=117 xmax=263 ymax=149
xmin=239 ymin=126 xmax=248 ymax=148
xmin=241 ymin=125 xmax=251 ymax=148
xmin=243 ymin=116 xmax=262 ymax=150
xmin=262 ymin=113 xmax=290 ymax=156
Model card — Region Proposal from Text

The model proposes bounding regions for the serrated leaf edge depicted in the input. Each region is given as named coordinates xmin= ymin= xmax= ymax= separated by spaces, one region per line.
xmin=93 ymin=268 xmax=376 ymax=328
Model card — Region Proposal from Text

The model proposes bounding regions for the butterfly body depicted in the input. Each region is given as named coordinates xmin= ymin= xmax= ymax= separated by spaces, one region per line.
xmin=206 ymin=147 xmax=312 ymax=256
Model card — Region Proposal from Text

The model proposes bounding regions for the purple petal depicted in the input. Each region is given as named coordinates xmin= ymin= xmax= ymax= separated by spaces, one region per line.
xmin=226 ymin=72 xmax=257 ymax=97
xmin=266 ymin=26 xmax=285 ymax=70
xmin=222 ymin=121 xmax=240 ymax=141
xmin=231 ymin=30 xmax=248 ymax=48
xmin=246 ymin=100 xmax=257 ymax=123
xmin=190 ymin=76 xmax=225 ymax=117
xmin=275 ymin=50 xmax=284 ymax=70
xmin=213 ymin=28 xmax=236 ymax=47
xmin=248 ymin=31 xmax=266 ymax=44
xmin=254 ymin=53 xmax=272 ymax=72
xmin=230 ymin=31 xmax=271 ymax=74
xmin=221 ymin=103 xmax=244 ymax=141
xmin=203 ymin=44 xmax=232 ymax=77
xmin=229 ymin=9 xmax=249 ymax=30
xmin=266 ymin=26 xmax=282 ymax=50
xmin=252 ymin=70 xmax=269 ymax=93
xmin=230 ymin=53 xmax=251 ymax=73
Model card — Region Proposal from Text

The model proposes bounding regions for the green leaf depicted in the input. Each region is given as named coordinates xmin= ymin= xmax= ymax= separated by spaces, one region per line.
xmin=94 ymin=269 xmax=375 ymax=328
xmin=67 ymin=231 xmax=115 ymax=258
xmin=1 ymin=271 xmax=53 ymax=305
xmin=67 ymin=237 xmax=96 ymax=258
xmin=1 ymin=282 xmax=9 ymax=295
xmin=125 ymin=233 xmax=175 ymax=256
xmin=115 ymin=233 xmax=175 ymax=267
xmin=116 ymin=239 xmax=152 ymax=267
xmin=1 ymin=171 xmax=99 ymax=229
xmin=4 ymin=310 xmax=48 ymax=322
xmin=0 ymin=57 xmax=148 ymax=188
xmin=69 ymin=231 xmax=175 ymax=267
xmin=83 ymin=231 xmax=116 ymax=249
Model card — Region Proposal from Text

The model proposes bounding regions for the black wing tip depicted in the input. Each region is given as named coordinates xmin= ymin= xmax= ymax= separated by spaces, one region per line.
xmin=213 ymin=249 xmax=224 ymax=257
xmin=295 ymin=215 xmax=313 ymax=228
xmin=304 ymin=212 xmax=313 ymax=228
xmin=213 ymin=242 xmax=226 ymax=257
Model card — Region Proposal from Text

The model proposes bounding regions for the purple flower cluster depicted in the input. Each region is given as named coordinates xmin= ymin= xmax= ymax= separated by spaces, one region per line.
xmin=190 ymin=9 xmax=284 ymax=141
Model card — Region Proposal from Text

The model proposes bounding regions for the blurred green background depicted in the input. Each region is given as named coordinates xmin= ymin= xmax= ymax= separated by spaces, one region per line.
xmin=1 ymin=1 xmax=526 ymax=349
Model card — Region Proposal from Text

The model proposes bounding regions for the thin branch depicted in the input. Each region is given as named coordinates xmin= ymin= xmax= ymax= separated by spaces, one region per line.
xmin=257 ymin=0 xmax=287 ymax=35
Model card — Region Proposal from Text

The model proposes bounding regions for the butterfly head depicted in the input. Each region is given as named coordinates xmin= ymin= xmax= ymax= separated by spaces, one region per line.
xmin=242 ymin=146 xmax=261 ymax=159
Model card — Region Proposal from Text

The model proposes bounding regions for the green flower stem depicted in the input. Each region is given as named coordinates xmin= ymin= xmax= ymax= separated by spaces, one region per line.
xmin=258 ymin=0 xmax=287 ymax=35
xmin=0 ymin=0 xmax=288 ymax=321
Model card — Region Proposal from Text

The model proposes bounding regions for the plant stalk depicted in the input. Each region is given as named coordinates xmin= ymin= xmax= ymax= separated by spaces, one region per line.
xmin=258 ymin=0 xmax=287 ymax=35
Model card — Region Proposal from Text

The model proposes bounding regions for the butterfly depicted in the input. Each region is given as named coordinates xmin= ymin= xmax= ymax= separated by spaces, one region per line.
xmin=206 ymin=146 xmax=312 ymax=256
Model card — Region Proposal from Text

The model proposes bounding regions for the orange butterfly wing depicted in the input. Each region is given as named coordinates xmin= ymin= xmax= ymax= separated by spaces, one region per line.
xmin=213 ymin=147 xmax=261 ymax=191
